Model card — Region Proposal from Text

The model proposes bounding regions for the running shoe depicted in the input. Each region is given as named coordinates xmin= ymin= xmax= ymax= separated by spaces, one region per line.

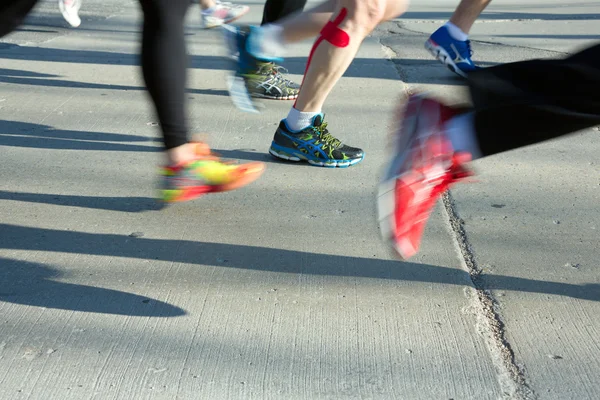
xmin=378 ymin=94 xmax=473 ymax=259
xmin=160 ymin=143 xmax=265 ymax=203
xmin=269 ymin=114 xmax=364 ymax=168
xmin=223 ymin=25 xmax=283 ymax=112
xmin=201 ymin=1 xmax=249 ymax=29
xmin=59 ymin=0 xmax=82 ymax=28
xmin=248 ymin=61 xmax=300 ymax=100
xmin=425 ymin=26 xmax=479 ymax=77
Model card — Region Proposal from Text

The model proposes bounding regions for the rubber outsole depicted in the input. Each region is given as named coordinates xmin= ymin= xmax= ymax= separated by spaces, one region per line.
xmin=269 ymin=146 xmax=364 ymax=168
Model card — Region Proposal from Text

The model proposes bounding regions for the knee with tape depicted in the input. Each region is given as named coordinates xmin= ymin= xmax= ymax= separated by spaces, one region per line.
xmin=303 ymin=8 xmax=350 ymax=73
xmin=320 ymin=8 xmax=350 ymax=48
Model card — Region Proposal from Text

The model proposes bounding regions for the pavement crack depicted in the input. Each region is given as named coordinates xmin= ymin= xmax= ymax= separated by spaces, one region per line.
xmin=375 ymin=34 xmax=412 ymax=95
xmin=442 ymin=191 xmax=536 ymax=400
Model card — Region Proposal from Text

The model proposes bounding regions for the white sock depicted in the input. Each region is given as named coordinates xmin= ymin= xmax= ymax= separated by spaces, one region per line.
xmin=202 ymin=6 xmax=215 ymax=15
xmin=444 ymin=22 xmax=469 ymax=41
xmin=252 ymin=24 xmax=286 ymax=59
xmin=444 ymin=112 xmax=481 ymax=159
xmin=285 ymin=107 xmax=320 ymax=132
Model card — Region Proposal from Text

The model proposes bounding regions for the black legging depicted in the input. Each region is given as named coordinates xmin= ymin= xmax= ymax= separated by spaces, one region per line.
xmin=1 ymin=0 xmax=39 ymax=37
xmin=139 ymin=0 xmax=190 ymax=150
xmin=470 ymin=43 xmax=600 ymax=157
xmin=262 ymin=0 xmax=307 ymax=25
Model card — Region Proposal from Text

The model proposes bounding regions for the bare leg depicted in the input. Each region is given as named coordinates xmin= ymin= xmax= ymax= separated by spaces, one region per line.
xmin=267 ymin=0 xmax=337 ymax=44
xmin=294 ymin=0 xmax=408 ymax=112
xmin=449 ymin=0 xmax=492 ymax=34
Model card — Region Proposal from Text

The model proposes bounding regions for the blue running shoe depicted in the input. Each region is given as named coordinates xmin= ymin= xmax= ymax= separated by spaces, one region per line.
xmin=223 ymin=25 xmax=297 ymax=112
xmin=425 ymin=26 xmax=478 ymax=77
xmin=269 ymin=115 xmax=365 ymax=168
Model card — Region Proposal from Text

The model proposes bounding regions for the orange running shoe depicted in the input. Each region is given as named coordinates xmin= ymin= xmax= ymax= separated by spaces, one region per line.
xmin=160 ymin=143 xmax=265 ymax=203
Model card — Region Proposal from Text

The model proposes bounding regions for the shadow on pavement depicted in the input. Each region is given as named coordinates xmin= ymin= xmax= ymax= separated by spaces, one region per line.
xmin=1 ymin=224 xmax=598 ymax=302
xmin=211 ymin=148 xmax=309 ymax=165
xmin=0 ymin=68 xmax=230 ymax=96
xmin=14 ymin=27 xmax=59 ymax=34
xmin=0 ymin=191 xmax=163 ymax=212
xmin=0 ymin=68 xmax=58 ymax=78
xmin=0 ymin=257 xmax=186 ymax=317
xmin=0 ymin=120 xmax=159 ymax=152
xmin=0 ymin=46 xmax=407 ymax=80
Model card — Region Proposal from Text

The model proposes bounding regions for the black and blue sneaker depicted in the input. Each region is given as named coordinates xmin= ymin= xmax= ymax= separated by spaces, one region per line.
xmin=425 ymin=26 xmax=479 ymax=77
xmin=223 ymin=25 xmax=299 ymax=112
xmin=249 ymin=61 xmax=301 ymax=100
xmin=269 ymin=115 xmax=364 ymax=168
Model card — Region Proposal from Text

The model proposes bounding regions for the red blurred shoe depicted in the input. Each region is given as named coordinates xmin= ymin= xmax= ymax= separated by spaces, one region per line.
xmin=378 ymin=94 xmax=473 ymax=259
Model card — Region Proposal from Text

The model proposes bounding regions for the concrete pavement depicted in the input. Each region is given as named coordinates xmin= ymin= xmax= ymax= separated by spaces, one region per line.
xmin=0 ymin=0 xmax=598 ymax=399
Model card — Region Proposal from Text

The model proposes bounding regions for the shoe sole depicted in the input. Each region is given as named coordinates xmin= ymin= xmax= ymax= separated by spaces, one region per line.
xmin=269 ymin=145 xmax=364 ymax=168
xmin=161 ymin=186 xmax=210 ymax=203
xmin=377 ymin=94 xmax=438 ymax=259
xmin=425 ymin=39 xmax=467 ymax=78
xmin=252 ymin=93 xmax=298 ymax=101
xmin=226 ymin=75 xmax=262 ymax=113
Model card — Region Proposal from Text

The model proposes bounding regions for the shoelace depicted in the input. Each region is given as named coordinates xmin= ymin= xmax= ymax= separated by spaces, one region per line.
xmin=256 ymin=63 xmax=275 ymax=76
xmin=253 ymin=64 xmax=296 ymax=93
xmin=313 ymin=122 xmax=342 ymax=149
xmin=257 ymin=63 xmax=296 ymax=87
xmin=255 ymin=74 xmax=280 ymax=92
xmin=271 ymin=66 xmax=298 ymax=87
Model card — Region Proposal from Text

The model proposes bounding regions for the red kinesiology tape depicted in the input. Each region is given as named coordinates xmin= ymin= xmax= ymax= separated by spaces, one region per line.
xmin=295 ymin=8 xmax=350 ymax=106
xmin=321 ymin=8 xmax=350 ymax=47
xmin=304 ymin=8 xmax=350 ymax=72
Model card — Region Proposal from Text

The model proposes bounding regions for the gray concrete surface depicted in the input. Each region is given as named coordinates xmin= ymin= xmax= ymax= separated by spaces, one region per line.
xmin=0 ymin=0 xmax=598 ymax=399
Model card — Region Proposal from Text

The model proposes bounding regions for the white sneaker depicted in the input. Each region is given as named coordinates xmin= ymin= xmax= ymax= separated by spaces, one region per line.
xmin=201 ymin=1 xmax=249 ymax=29
xmin=59 ymin=0 xmax=82 ymax=28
